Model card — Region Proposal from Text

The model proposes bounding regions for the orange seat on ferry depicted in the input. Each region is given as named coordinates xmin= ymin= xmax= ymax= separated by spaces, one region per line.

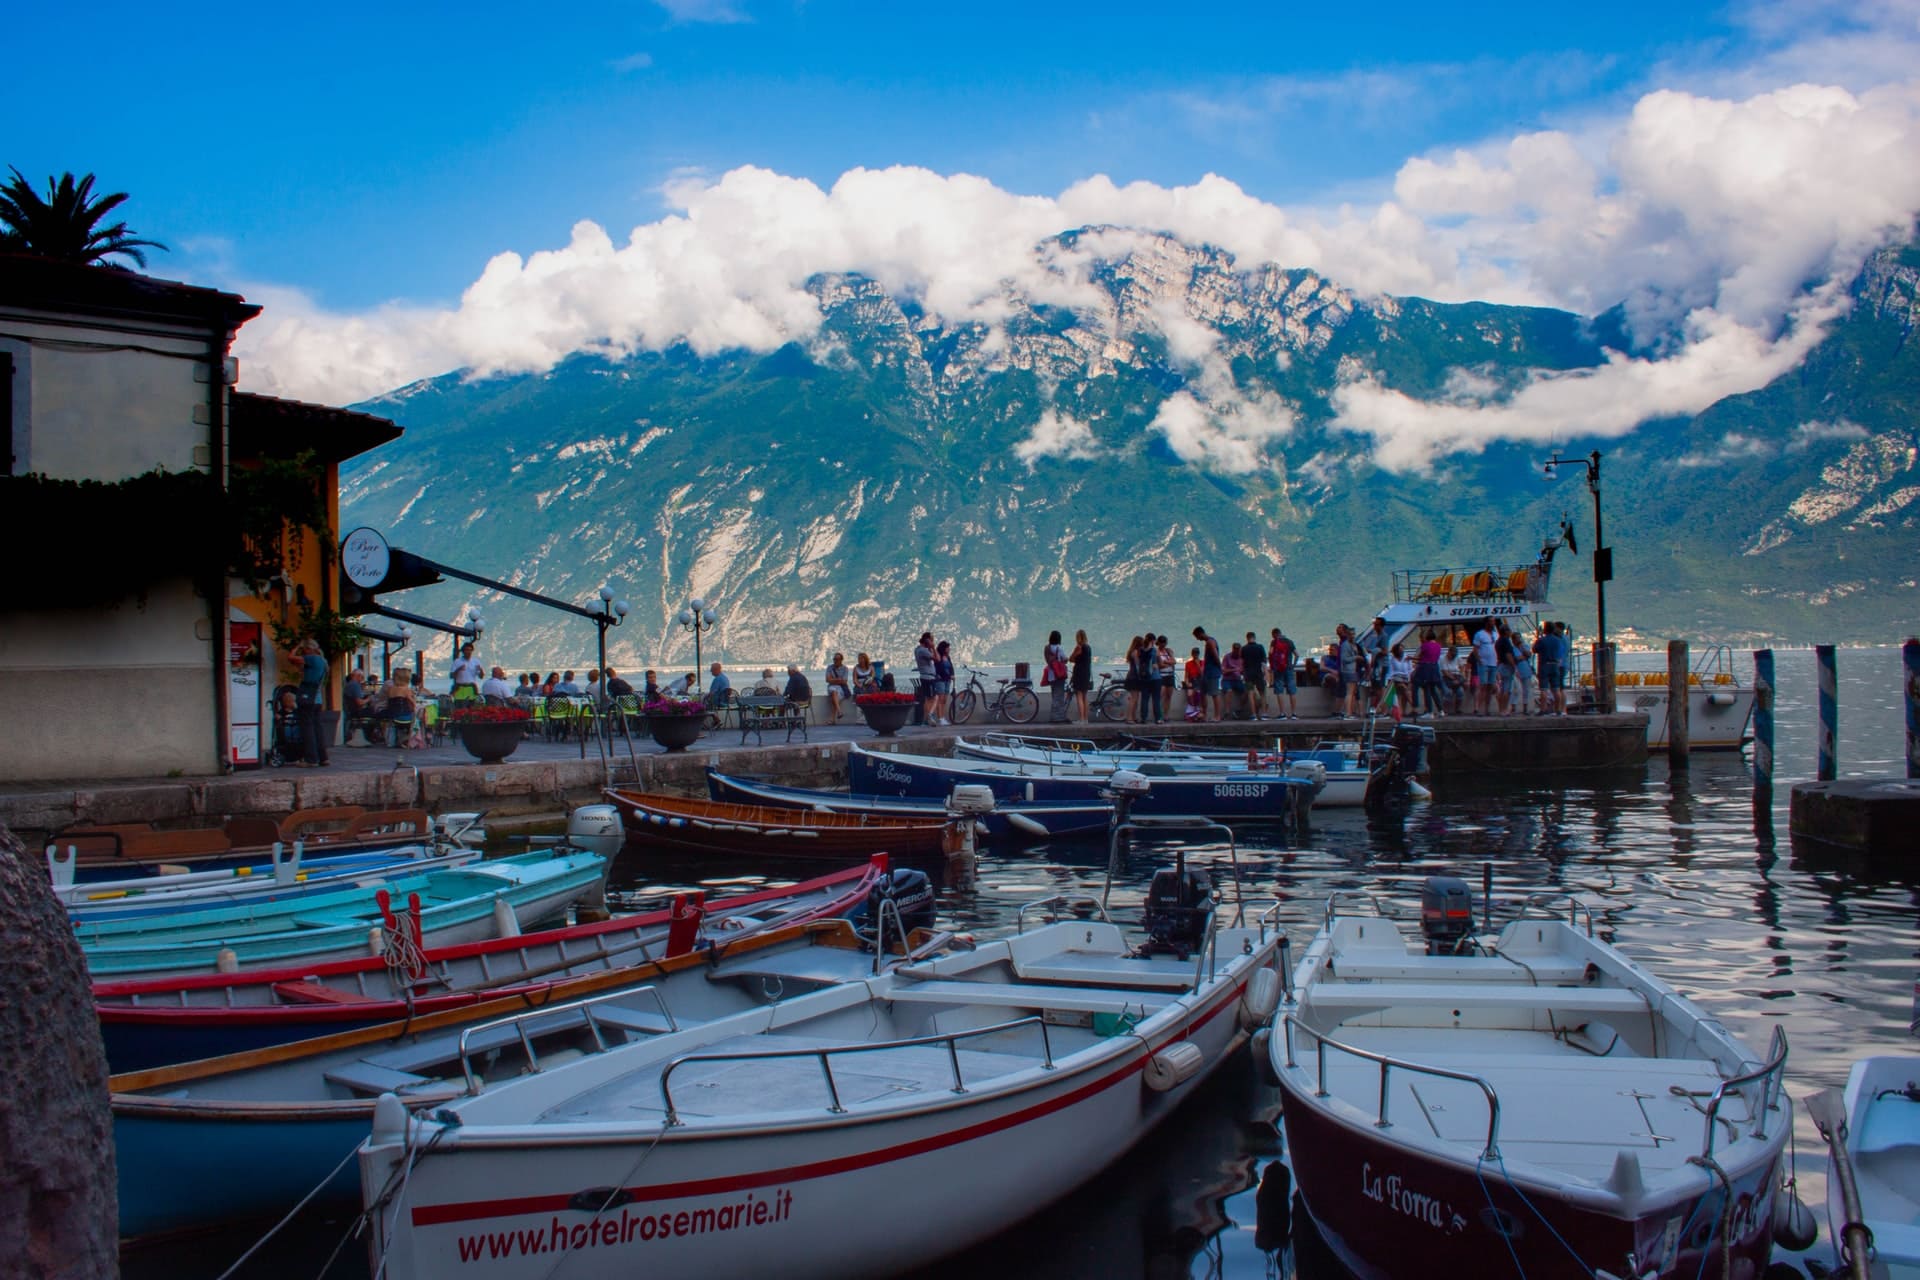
xmin=1426 ymin=572 xmax=1454 ymax=600
xmin=1453 ymin=570 xmax=1490 ymax=599
xmin=1503 ymin=568 xmax=1529 ymax=599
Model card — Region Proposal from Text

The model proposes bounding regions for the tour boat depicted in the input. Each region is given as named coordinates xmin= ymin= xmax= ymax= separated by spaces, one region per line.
xmin=1267 ymin=878 xmax=1791 ymax=1279
xmin=49 ymin=806 xmax=482 ymax=880
xmin=846 ymin=742 xmax=1318 ymax=821
xmin=93 ymin=855 xmax=892 ymax=1073
xmin=1813 ymin=1055 xmax=1920 ymax=1278
xmin=78 ymin=847 xmax=609 ymax=979
xmin=109 ymin=911 xmax=906 ymax=1240
xmin=704 ymin=769 xmax=1115 ymax=841
xmin=51 ymin=838 xmax=482 ymax=921
xmin=357 ymin=820 xmax=1286 ymax=1279
xmin=605 ymin=788 xmax=966 ymax=860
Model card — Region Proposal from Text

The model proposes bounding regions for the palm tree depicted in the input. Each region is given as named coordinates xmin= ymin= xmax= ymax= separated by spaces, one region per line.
xmin=0 ymin=169 xmax=166 ymax=268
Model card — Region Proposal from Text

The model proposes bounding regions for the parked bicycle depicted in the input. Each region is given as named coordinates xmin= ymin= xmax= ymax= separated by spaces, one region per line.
xmin=1088 ymin=669 xmax=1130 ymax=722
xmin=950 ymin=666 xmax=1039 ymax=725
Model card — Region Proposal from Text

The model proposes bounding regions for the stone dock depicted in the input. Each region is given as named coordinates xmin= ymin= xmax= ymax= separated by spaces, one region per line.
xmin=0 ymin=712 xmax=1649 ymax=843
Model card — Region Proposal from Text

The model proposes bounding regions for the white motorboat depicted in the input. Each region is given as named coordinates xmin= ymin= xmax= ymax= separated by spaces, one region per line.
xmin=359 ymin=820 xmax=1288 ymax=1279
xmin=956 ymin=733 xmax=1378 ymax=807
xmin=1811 ymin=1055 xmax=1920 ymax=1279
xmin=1267 ymin=877 xmax=1791 ymax=1279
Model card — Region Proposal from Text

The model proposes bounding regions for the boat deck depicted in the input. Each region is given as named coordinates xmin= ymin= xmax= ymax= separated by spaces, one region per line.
xmin=1317 ymin=1026 xmax=1748 ymax=1183
xmin=540 ymin=1031 xmax=1049 ymax=1124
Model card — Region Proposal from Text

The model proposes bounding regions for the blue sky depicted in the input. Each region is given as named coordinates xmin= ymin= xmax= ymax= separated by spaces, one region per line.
xmin=12 ymin=1 xmax=1746 ymax=308
xmin=8 ymin=2 xmax=1917 ymax=468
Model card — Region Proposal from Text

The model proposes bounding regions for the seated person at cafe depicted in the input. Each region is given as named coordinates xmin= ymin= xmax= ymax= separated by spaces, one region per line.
xmin=705 ymin=662 xmax=732 ymax=707
xmin=642 ymin=669 xmax=662 ymax=702
xmin=554 ymin=669 xmax=582 ymax=696
xmin=754 ymin=667 xmax=778 ymax=695
xmin=343 ymin=667 xmax=374 ymax=742
xmin=852 ymin=653 xmax=879 ymax=695
xmin=783 ymin=664 xmax=813 ymax=710
xmin=605 ymin=667 xmax=634 ymax=698
xmin=480 ymin=666 xmax=514 ymax=702
xmin=824 ymin=653 xmax=851 ymax=722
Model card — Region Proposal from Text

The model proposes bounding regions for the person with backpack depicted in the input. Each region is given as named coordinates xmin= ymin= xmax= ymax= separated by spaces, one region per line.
xmin=1268 ymin=626 xmax=1298 ymax=719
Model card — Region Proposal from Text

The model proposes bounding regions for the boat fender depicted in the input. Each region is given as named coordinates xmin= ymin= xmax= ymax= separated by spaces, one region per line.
xmin=1770 ymin=1184 xmax=1817 ymax=1251
xmin=492 ymin=896 xmax=521 ymax=940
xmin=371 ymin=1092 xmax=411 ymax=1145
xmin=1240 ymin=968 xmax=1283 ymax=1030
xmin=1251 ymin=1028 xmax=1281 ymax=1086
xmin=1407 ymin=779 xmax=1433 ymax=801
xmin=1706 ymin=691 xmax=1736 ymax=707
xmin=215 ymin=947 xmax=240 ymax=974
xmin=1005 ymin=811 xmax=1051 ymax=839
xmin=1144 ymin=1041 xmax=1205 ymax=1092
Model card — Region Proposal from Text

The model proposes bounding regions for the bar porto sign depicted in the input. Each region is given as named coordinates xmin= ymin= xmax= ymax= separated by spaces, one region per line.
xmin=341 ymin=527 xmax=391 ymax=592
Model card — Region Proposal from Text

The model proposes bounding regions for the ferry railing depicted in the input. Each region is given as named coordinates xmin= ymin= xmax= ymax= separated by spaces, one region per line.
xmin=1016 ymin=894 xmax=1112 ymax=930
xmin=455 ymin=985 xmax=676 ymax=1093
xmin=1700 ymin=1025 xmax=1790 ymax=1159
xmin=1281 ymin=1013 xmax=1503 ymax=1160
xmin=659 ymin=1015 xmax=1056 ymax=1125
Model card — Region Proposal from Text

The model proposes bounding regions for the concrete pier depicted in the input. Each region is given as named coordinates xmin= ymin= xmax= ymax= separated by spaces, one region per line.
xmin=0 ymin=711 xmax=1649 ymax=845
xmin=1789 ymin=778 xmax=1920 ymax=856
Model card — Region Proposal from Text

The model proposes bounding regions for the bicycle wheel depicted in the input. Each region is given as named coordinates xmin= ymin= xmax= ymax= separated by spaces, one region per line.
xmin=951 ymin=688 xmax=978 ymax=725
xmin=1094 ymin=685 xmax=1128 ymax=722
xmin=1002 ymin=686 xmax=1039 ymax=724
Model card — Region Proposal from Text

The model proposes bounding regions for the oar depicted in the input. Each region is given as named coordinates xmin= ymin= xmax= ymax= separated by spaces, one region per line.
xmin=1805 ymin=1087 xmax=1878 ymax=1280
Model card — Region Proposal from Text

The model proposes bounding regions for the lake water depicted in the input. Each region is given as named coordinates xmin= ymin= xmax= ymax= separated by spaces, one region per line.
xmin=125 ymin=647 xmax=1916 ymax=1279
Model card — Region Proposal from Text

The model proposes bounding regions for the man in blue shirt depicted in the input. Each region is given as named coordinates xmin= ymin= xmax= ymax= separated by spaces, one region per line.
xmin=705 ymin=662 xmax=732 ymax=708
xmin=294 ymin=639 xmax=330 ymax=767
xmin=1535 ymin=623 xmax=1568 ymax=714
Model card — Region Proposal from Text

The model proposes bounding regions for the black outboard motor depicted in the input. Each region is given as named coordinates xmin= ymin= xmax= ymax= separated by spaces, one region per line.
xmin=1141 ymin=854 xmax=1214 ymax=960
xmin=1420 ymin=875 xmax=1476 ymax=955
xmin=1391 ymin=722 xmax=1433 ymax=777
xmin=854 ymin=867 xmax=935 ymax=946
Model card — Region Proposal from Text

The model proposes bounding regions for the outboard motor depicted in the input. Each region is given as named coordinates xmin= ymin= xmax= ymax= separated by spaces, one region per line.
xmin=566 ymin=804 xmax=626 ymax=860
xmin=1420 ymin=875 xmax=1477 ymax=955
xmin=1391 ymin=723 xmax=1434 ymax=778
xmin=1140 ymin=853 xmax=1214 ymax=960
xmin=856 ymin=867 xmax=936 ymax=947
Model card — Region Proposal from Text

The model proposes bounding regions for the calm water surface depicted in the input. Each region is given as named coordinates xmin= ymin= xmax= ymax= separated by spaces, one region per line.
xmin=128 ymin=648 xmax=1917 ymax=1279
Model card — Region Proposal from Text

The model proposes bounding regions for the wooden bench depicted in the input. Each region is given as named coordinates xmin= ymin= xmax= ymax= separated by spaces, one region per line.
xmin=889 ymin=979 xmax=1173 ymax=1017
xmin=736 ymin=692 xmax=808 ymax=745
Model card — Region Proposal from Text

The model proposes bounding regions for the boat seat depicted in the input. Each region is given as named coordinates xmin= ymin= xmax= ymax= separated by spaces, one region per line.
xmin=1859 ymin=1098 xmax=1920 ymax=1154
xmin=581 ymin=1005 xmax=676 ymax=1036
xmin=324 ymin=1060 xmax=433 ymax=1095
xmin=1306 ymin=983 xmax=1649 ymax=1018
xmin=1328 ymin=954 xmax=1590 ymax=984
xmin=1010 ymin=954 xmax=1199 ymax=991
xmin=271 ymin=980 xmax=373 ymax=1005
xmin=890 ymin=980 xmax=1172 ymax=1017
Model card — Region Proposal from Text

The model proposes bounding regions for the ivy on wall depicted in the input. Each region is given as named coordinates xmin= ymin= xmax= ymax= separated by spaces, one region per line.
xmin=0 ymin=454 xmax=335 ymax=612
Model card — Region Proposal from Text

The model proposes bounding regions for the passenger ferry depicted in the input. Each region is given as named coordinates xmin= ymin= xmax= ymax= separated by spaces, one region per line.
xmin=1359 ymin=552 xmax=1755 ymax=751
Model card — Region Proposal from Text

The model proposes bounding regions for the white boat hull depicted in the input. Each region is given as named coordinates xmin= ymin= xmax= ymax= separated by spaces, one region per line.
xmin=1623 ymin=686 xmax=1756 ymax=750
xmin=1826 ymin=1056 xmax=1920 ymax=1279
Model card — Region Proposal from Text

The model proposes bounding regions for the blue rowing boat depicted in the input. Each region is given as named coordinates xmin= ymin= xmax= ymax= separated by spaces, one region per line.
xmin=79 ymin=849 xmax=609 ymax=979
xmin=845 ymin=743 xmax=1317 ymax=820
xmin=704 ymin=769 xmax=1113 ymax=840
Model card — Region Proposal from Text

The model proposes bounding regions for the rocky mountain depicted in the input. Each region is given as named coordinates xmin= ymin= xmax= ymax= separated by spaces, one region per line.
xmin=340 ymin=232 xmax=1919 ymax=673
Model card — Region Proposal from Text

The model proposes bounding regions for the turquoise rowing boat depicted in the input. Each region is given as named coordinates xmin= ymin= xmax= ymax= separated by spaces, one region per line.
xmin=79 ymin=849 xmax=608 ymax=978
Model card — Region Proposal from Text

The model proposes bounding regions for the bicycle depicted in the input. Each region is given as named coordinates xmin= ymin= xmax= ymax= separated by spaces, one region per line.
xmin=1089 ymin=669 xmax=1130 ymax=722
xmin=950 ymin=666 xmax=1038 ymax=725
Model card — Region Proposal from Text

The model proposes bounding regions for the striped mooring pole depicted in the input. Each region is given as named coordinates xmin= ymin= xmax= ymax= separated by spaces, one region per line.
xmin=1905 ymin=639 xmax=1919 ymax=780
xmin=1815 ymin=644 xmax=1838 ymax=782
xmin=1752 ymin=649 xmax=1774 ymax=791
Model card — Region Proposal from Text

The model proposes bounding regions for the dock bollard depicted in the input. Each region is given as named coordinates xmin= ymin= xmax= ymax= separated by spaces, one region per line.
xmin=1816 ymin=645 xmax=1838 ymax=782
xmin=1666 ymin=640 xmax=1690 ymax=768
xmin=1752 ymin=649 xmax=1774 ymax=792
xmin=1904 ymin=639 xmax=1919 ymax=780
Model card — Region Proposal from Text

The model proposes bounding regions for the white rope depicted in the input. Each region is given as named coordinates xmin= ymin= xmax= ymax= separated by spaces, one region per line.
xmin=216 ymin=1143 xmax=362 ymax=1280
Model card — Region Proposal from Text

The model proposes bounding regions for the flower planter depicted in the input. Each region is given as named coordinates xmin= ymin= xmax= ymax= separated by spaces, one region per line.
xmin=858 ymin=702 xmax=915 ymax=737
xmin=646 ymin=714 xmax=705 ymax=753
xmin=459 ymin=721 xmax=524 ymax=764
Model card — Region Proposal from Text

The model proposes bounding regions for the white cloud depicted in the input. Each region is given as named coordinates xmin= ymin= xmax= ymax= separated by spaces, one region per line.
xmin=655 ymin=0 xmax=747 ymax=22
xmin=611 ymin=52 xmax=654 ymax=73
xmin=1676 ymin=432 xmax=1777 ymax=467
xmin=1013 ymin=410 xmax=1101 ymax=467
xmin=1787 ymin=417 xmax=1872 ymax=450
xmin=233 ymin=72 xmax=1920 ymax=473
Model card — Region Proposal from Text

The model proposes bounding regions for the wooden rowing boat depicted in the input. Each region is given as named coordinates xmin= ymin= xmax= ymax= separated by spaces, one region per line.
xmin=606 ymin=788 xmax=962 ymax=859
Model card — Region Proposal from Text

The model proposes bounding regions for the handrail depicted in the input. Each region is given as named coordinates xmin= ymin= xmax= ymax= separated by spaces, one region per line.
xmin=1515 ymin=892 xmax=1597 ymax=937
xmin=1016 ymin=894 xmax=1112 ymax=930
xmin=1248 ymin=898 xmax=1285 ymax=944
xmin=1190 ymin=906 xmax=1221 ymax=991
xmin=1282 ymin=1013 xmax=1503 ymax=1159
xmin=871 ymin=896 xmax=905 ymax=976
xmin=1700 ymin=1024 xmax=1789 ymax=1159
xmin=456 ymin=985 xmax=676 ymax=1094
xmin=660 ymin=1014 xmax=1055 ymax=1125
xmin=1322 ymin=890 xmax=1393 ymax=927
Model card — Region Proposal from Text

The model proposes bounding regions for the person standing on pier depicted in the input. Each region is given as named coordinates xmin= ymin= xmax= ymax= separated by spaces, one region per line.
xmin=293 ymin=639 xmax=330 ymax=768
xmin=913 ymin=632 xmax=937 ymax=726
xmin=1192 ymin=627 xmax=1224 ymax=722
xmin=1360 ymin=616 xmax=1391 ymax=712
xmin=450 ymin=642 xmax=483 ymax=703
xmin=1471 ymin=620 xmax=1499 ymax=715
xmin=1156 ymin=636 xmax=1177 ymax=721
xmin=1337 ymin=625 xmax=1363 ymax=718
xmin=1269 ymin=628 xmax=1298 ymax=720
xmin=1534 ymin=624 xmax=1566 ymax=715
xmin=932 ymin=641 xmax=955 ymax=725
xmin=1414 ymin=629 xmax=1445 ymax=719
xmin=1069 ymin=631 xmax=1092 ymax=722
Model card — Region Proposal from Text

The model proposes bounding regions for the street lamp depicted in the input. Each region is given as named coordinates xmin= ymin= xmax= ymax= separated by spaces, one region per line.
xmin=1543 ymin=449 xmax=1612 ymax=710
xmin=677 ymin=596 xmax=719 ymax=694
xmin=591 ymin=585 xmax=630 ymax=709
xmin=380 ymin=623 xmax=414 ymax=682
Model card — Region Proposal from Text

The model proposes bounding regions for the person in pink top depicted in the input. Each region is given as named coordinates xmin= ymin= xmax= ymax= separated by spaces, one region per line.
xmin=1413 ymin=628 xmax=1445 ymax=719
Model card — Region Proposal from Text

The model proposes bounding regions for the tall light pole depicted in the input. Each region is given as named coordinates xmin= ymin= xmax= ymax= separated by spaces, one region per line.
xmin=1544 ymin=449 xmax=1611 ymax=709
xmin=677 ymin=597 xmax=719 ymax=694
xmin=590 ymin=585 xmax=630 ymax=709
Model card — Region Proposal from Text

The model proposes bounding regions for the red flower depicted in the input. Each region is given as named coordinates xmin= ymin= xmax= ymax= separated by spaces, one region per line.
xmin=855 ymin=691 xmax=917 ymax=706
xmin=450 ymin=705 xmax=532 ymax=723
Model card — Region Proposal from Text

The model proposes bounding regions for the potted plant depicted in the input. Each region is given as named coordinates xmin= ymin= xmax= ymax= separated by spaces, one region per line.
xmin=855 ymin=691 xmax=917 ymax=737
xmin=643 ymin=696 xmax=707 ymax=753
xmin=451 ymin=705 xmax=531 ymax=763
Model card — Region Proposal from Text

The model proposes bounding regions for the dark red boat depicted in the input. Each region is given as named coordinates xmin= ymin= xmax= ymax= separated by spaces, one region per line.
xmin=606 ymin=787 xmax=963 ymax=859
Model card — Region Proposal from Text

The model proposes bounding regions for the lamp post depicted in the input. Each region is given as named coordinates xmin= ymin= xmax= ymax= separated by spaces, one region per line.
xmin=590 ymin=585 xmax=630 ymax=710
xmin=1543 ymin=449 xmax=1611 ymax=710
xmin=677 ymin=597 xmax=719 ymax=694
xmin=379 ymin=624 xmax=414 ymax=681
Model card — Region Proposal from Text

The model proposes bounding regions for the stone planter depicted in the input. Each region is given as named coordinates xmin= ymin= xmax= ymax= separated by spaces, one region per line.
xmin=646 ymin=714 xmax=705 ymax=753
xmin=458 ymin=720 xmax=526 ymax=764
xmin=858 ymin=701 xmax=915 ymax=737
